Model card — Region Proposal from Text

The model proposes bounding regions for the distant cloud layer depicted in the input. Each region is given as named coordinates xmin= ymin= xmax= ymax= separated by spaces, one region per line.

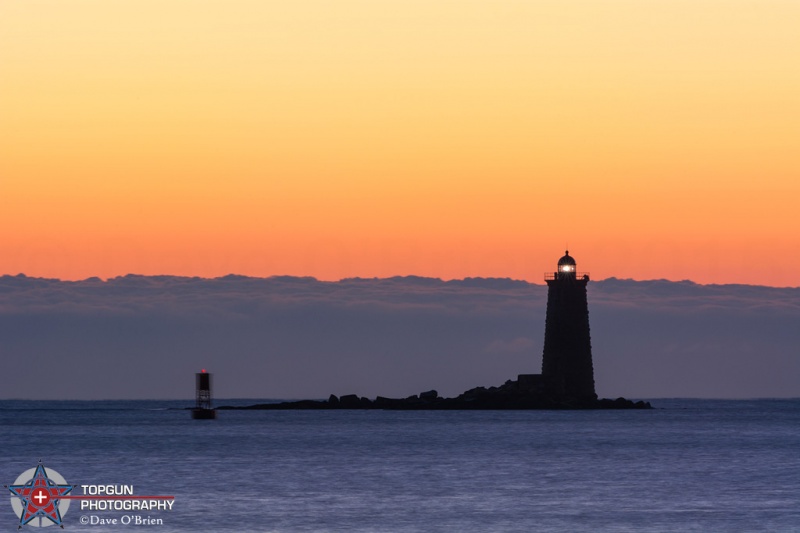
xmin=1 ymin=275 xmax=798 ymax=400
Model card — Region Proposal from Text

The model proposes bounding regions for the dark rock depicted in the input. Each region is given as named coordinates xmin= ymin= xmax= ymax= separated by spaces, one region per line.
xmin=461 ymin=387 xmax=487 ymax=398
xmin=339 ymin=394 xmax=361 ymax=407
xmin=328 ymin=394 xmax=339 ymax=405
xmin=419 ymin=390 xmax=438 ymax=401
xmin=374 ymin=396 xmax=397 ymax=408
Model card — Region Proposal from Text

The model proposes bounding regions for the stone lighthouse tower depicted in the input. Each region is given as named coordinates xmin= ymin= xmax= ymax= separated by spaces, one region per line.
xmin=541 ymin=251 xmax=597 ymax=401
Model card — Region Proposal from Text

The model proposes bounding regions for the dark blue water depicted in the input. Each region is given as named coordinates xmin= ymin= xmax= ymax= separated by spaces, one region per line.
xmin=1 ymin=399 xmax=798 ymax=532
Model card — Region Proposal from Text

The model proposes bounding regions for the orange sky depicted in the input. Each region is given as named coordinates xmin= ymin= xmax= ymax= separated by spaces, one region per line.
xmin=1 ymin=1 xmax=798 ymax=286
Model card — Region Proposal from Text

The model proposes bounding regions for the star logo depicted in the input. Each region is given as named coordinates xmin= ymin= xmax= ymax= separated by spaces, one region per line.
xmin=7 ymin=462 xmax=74 ymax=529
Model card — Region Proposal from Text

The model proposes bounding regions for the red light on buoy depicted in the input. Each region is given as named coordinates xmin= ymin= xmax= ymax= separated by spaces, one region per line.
xmin=201 ymin=368 xmax=207 ymax=373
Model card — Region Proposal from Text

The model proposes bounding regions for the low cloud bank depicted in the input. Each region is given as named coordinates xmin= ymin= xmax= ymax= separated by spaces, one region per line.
xmin=1 ymin=274 xmax=797 ymax=399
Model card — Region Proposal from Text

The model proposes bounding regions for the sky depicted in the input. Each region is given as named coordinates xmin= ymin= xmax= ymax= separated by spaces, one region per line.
xmin=1 ymin=1 xmax=799 ymax=286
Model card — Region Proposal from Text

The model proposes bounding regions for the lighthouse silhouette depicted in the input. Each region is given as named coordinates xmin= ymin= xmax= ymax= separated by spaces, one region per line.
xmin=541 ymin=250 xmax=597 ymax=401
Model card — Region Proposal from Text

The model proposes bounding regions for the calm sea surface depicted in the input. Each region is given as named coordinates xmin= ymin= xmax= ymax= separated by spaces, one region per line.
xmin=1 ymin=399 xmax=798 ymax=532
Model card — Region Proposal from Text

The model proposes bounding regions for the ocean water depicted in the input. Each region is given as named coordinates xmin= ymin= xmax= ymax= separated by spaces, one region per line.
xmin=1 ymin=399 xmax=798 ymax=532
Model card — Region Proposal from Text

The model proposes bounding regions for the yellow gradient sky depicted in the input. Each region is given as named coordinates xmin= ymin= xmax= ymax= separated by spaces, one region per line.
xmin=2 ymin=1 xmax=798 ymax=285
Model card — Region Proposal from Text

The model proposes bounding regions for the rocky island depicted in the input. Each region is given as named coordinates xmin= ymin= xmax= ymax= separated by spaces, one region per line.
xmin=220 ymin=382 xmax=650 ymax=411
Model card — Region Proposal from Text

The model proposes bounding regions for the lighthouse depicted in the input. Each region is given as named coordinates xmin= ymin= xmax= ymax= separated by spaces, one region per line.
xmin=541 ymin=251 xmax=597 ymax=401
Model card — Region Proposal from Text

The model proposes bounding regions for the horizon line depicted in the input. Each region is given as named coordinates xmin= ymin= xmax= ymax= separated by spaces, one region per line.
xmin=1 ymin=271 xmax=797 ymax=289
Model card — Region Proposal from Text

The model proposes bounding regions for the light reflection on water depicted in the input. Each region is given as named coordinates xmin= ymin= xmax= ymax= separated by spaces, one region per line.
xmin=1 ymin=399 xmax=798 ymax=532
